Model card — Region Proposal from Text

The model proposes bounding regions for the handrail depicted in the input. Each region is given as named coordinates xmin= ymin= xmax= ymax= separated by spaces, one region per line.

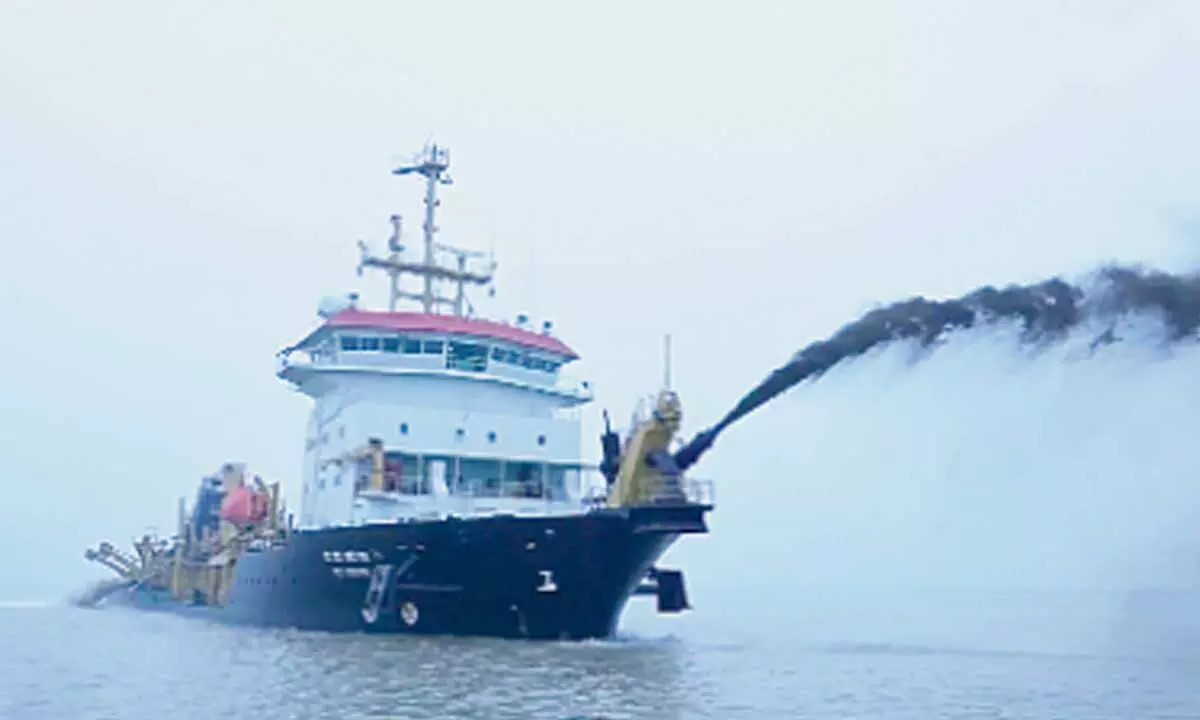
xmin=277 ymin=349 xmax=593 ymax=399
xmin=354 ymin=474 xmax=579 ymax=502
xmin=353 ymin=472 xmax=715 ymax=508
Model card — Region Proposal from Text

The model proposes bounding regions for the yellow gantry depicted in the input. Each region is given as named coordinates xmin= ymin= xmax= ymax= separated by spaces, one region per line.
xmin=607 ymin=389 xmax=683 ymax=507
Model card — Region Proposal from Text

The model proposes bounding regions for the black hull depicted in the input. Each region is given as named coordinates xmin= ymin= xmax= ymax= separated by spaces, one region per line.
xmin=107 ymin=503 xmax=710 ymax=640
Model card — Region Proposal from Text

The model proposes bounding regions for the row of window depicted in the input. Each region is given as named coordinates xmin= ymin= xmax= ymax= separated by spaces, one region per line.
xmin=488 ymin=346 xmax=560 ymax=372
xmin=336 ymin=334 xmax=562 ymax=374
xmin=340 ymin=335 xmax=441 ymax=355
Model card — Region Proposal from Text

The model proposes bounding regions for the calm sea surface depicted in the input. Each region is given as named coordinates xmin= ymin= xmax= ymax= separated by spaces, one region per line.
xmin=4 ymin=592 xmax=1200 ymax=720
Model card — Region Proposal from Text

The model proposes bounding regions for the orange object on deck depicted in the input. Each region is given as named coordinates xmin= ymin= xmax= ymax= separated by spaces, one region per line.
xmin=219 ymin=486 xmax=256 ymax=525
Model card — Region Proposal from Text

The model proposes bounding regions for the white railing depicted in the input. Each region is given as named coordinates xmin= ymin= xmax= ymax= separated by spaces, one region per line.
xmin=553 ymin=374 xmax=594 ymax=399
xmin=352 ymin=480 xmax=583 ymax=524
xmin=355 ymin=472 xmax=590 ymax=505
xmin=684 ymin=477 xmax=715 ymax=505
xmin=276 ymin=348 xmax=594 ymax=400
xmin=351 ymin=470 xmax=715 ymax=518
xmin=579 ymin=477 xmax=715 ymax=507
xmin=276 ymin=348 xmax=324 ymax=374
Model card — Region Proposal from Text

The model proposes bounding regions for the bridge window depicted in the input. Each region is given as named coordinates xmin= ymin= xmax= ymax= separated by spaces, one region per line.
xmin=403 ymin=339 xmax=422 ymax=354
xmin=382 ymin=337 xmax=400 ymax=353
xmin=479 ymin=344 xmax=566 ymax=374
xmin=447 ymin=341 xmax=488 ymax=372
xmin=423 ymin=340 xmax=444 ymax=355
xmin=339 ymin=334 xmax=390 ymax=352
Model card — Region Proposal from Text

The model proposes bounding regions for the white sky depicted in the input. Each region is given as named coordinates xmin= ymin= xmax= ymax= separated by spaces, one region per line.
xmin=2 ymin=1 xmax=1200 ymax=599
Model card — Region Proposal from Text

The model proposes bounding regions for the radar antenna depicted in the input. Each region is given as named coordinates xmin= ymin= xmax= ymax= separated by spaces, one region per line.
xmin=355 ymin=143 xmax=498 ymax=316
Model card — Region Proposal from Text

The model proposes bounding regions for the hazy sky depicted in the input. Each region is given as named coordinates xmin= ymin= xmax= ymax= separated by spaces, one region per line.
xmin=2 ymin=1 xmax=1200 ymax=600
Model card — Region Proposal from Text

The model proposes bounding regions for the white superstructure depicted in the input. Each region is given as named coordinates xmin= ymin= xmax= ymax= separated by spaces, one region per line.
xmin=277 ymin=145 xmax=601 ymax=528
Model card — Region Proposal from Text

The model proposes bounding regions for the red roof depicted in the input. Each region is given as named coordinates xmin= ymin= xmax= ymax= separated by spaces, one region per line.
xmin=322 ymin=309 xmax=580 ymax=359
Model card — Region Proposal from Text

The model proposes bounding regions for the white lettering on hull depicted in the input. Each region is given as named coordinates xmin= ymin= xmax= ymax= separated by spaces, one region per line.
xmin=324 ymin=550 xmax=373 ymax=564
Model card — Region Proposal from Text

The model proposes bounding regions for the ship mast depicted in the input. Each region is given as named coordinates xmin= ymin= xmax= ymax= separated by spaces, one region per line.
xmin=356 ymin=144 xmax=497 ymax=316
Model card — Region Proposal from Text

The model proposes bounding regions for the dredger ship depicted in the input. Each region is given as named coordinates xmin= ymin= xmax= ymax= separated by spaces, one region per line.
xmin=79 ymin=144 xmax=718 ymax=639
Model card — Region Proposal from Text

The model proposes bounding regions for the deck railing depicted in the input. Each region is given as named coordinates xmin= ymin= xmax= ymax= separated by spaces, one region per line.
xmin=355 ymin=470 xmax=715 ymax=511
xmin=276 ymin=348 xmax=593 ymax=399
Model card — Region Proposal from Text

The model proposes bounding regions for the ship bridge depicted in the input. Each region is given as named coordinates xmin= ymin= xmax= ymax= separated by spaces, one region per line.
xmin=277 ymin=309 xmax=591 ymax=404
xmin=283 ymin=144 xmax=608 ymax=530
